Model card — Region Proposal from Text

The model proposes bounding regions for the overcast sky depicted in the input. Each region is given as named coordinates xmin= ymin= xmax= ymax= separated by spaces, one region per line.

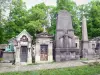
xmin=23 ymin=0 xmax=91 ymax=9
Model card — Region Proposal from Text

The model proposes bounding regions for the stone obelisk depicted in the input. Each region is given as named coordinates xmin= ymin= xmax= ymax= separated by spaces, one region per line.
xmin=82 ymin=16 xmax=89 ymax=58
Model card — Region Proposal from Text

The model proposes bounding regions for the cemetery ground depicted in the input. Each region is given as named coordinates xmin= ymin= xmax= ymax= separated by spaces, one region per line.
xmin=1 ymin=60 xmax=100 ymax=75
xmin=0 ymin=64 xmax=100 ymax=75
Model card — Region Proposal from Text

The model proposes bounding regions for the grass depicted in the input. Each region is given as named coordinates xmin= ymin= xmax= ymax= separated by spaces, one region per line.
xmin=0 ymin=65 xmax=100 ymax=75
xmin=0 ymin=58 xmax=3 ymax=62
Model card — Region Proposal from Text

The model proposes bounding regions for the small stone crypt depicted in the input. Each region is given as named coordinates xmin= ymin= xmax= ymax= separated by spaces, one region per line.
xmin=13 ymin=29 xmax=33 ymax=65
xmin=35 ymin=31 xmax=53 ymax=63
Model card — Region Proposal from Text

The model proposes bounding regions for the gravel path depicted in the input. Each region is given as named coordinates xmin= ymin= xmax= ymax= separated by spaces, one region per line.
xmin=0 ymin=60 xmax=87 ymax=73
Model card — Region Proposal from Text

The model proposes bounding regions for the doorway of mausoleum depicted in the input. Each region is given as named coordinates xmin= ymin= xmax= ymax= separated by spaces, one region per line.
xmin=40 ymin=45 xmax=48 ymax=61
xmin=20 ymin=46 xmax=28 ymax=62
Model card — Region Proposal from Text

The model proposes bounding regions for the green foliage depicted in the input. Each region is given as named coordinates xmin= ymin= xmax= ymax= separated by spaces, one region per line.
xmin=3 ymin=1 xmax=49 ymax=42
xmin=48 ymin=6 xmax=57 ymax=35
xmin=77 ymin=4 xmax=90 ymax=20
xmin=87 ymin=0 xmax=100 ymax=38
xmin=1 ymin=65 xmax=100 ymax=75
xmin=27 ymin=3 xmax=48 ymax=22
xmin=25 ymin=20 xmax=43 ymax=38
xmin=78 ymin=0 xmax=100 ymax=39
xmin=0 ymin=0 xmax=10 ymax=43
xmin=0 ymin=24 xmax=4 ymax=43
xmin=0 ymin=0 xmax=100 ymax=43
xmin=0 ymin=58 xmax=3 ymax=62
xmin=25 ymin=3 xmax=49 ymax=39
xmin=4 ymin=0 xmax=27 ymax=42
xmin=0 ymin=0 xmax=10 ymax=20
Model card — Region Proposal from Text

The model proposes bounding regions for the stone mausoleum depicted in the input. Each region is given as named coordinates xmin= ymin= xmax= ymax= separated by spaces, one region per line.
xmin=35 ymin=31 xmax=53 ymax=63
xmin=14 ymin=30 xmax=33 ymax=65
xmin=1 ymin=10 xmax=100 ymax=65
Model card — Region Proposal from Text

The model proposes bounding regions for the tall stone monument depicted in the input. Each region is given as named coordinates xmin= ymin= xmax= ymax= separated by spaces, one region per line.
xmin=82 ymin=16 xmax=89 ymax=58
xmin=55 ymin=10 xmax=80 ymax=62
xmin=82 ymin=16 xmax=95 ymax=59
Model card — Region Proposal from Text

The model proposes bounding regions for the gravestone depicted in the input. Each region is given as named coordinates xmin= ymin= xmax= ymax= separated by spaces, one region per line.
xmin=55 ymin=10 xmax=80 ymax=62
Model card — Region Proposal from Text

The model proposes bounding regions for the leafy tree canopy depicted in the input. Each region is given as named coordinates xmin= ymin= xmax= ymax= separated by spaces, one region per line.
xmin=0 ymin=0 xmax=100 ymax=43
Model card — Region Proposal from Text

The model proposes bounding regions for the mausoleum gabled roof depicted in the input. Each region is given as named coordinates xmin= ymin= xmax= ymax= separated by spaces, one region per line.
xmin=15 ymin=29 xmax=33 ymax=42
xmin=16 ymin=29 xmax=33 ymax=39
xmin=36 ymin=32 xmax=53 ymax=38
xmin=8 ymin=37 xmax=16 ymax=43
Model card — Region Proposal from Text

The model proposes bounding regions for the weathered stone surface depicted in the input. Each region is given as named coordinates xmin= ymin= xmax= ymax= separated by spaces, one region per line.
xmin=81 ymin=16 xmax=95 ymax=59
xmin=15 ymin=29 xmax=33 ymax=65
xmin=35 ymin=32 xmax=53 ymax=63
xmin=2 ymin=52 xmax=15 ymax=62
xmin=82 ymin=16 xmax=88 ymax=41
xmin=56 ymin=10 xmax=75 ymax=49
xmin=55 ymin=10 xmax=80 ymax=62
xmin=57 ymin=10 xmax=73 ymax=30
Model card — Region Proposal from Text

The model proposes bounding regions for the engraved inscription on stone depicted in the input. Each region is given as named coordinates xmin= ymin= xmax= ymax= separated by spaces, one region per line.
xmin=57 ymin=10 xmax=73 ymax=30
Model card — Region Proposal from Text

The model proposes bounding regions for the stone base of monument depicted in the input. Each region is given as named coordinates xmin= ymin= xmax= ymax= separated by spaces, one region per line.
xmin=86 ymin=54 xmax=99 ymax=60
xmin=82 ymin=49 xmax=96 ymax=60
xmin=55 ymin=48 xmax=80 ymax=62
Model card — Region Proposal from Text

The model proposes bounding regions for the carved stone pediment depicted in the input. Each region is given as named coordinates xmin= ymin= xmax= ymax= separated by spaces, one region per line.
xmin=16 ymin=29 xmax=32 ymax=42
xmin=20 ymin=35 xmax=28 ymax=42
xmin=36 ymin=32 xmax=53 ymax=38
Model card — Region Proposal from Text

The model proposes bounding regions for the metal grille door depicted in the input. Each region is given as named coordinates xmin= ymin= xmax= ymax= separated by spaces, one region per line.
xmin=20 ymin=46 xmax=28 ymax=62
xmin=40 ymin=45 xmax=48 ymax=61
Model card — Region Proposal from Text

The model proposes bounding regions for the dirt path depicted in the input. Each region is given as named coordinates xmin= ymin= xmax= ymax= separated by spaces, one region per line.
xmin=0 ymin=60 xmax=87 ymax=73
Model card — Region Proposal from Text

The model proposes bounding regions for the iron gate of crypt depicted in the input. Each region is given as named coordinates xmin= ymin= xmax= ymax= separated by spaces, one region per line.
xmin=40 ymin=45 xmax=48 ymax=61
xmin=20 ymin=46 xmax=28 ymax=62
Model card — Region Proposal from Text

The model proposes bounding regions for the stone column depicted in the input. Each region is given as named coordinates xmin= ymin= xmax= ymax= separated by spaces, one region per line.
xmin=35 ymin=41 xmax=40 ymax=63
xmin=48 ymin=42 xmax=53 ymax=62
xmin=72 ymin=36 xmax=76 ymax=48
xmin=15 ymin=42 xmax=20 ymax=64
xmin=82 ymin=16 xmax=88 ymax=41
xmin=82 ymin=16 xmax=89 ymax=58
xmin=27 ymin=42 xmax=32 ymax=64
xmin=63 ymin=34 xmax=69 ymax=48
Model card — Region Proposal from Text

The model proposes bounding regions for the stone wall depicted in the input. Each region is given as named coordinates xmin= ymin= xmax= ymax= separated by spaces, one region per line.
xmin=2 ymin=52 xmax=15 ymax=62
